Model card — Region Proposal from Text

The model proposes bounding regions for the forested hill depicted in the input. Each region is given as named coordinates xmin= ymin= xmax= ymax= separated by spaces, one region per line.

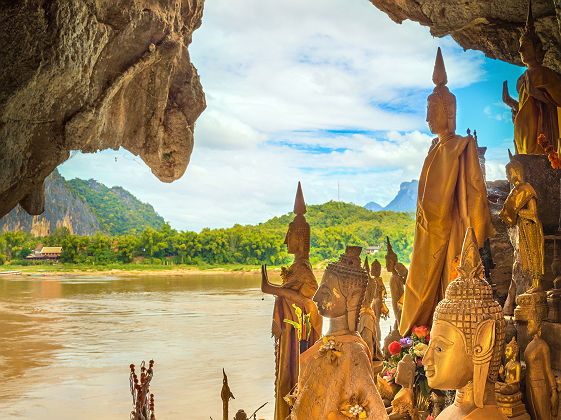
xmin=260 ymin=201 xmax=415 ymax=263
xmin=66 ymin=178 xmax=164 ymax=235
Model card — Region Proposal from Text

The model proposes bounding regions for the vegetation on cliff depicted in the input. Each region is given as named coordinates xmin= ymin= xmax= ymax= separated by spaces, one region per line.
xmin=0 ymin=202 xmax=414 ymax=267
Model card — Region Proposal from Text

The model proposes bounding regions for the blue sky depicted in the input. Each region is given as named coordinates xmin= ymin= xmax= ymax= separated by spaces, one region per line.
xmin=59 ymin=0 xmax=524 ymax=232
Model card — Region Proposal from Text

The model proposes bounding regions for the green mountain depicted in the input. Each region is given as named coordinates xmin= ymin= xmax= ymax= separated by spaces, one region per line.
xmin=66 ymin=178 xmax=164 ymax=235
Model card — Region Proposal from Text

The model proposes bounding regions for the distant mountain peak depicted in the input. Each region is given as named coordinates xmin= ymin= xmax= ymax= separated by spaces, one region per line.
xmin=364 ymin=180 xmax=418 ymax=213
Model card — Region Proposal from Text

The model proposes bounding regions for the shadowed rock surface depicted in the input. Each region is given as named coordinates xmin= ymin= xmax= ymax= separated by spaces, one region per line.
xmin=0 ymin=0 xmax=206 ymax=218
xmin=368 ymin=0 xmax=561 ymax=74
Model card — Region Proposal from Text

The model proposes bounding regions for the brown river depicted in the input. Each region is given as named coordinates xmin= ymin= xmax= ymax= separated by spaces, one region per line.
xmin=0 ymin=273 xmax=395 ymax=419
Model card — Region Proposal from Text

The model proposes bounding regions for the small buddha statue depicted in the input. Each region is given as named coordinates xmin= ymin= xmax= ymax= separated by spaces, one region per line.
xmin=260 ymin=182 xmax=322 ymax=420
xmin=358 ymin=257 xmax=383 ymax=361
xmin=371 ymin=258 xmax=389 ymax=351
xmin=423 ymin=227 xmax=507 ymax=420
xmin=525 ymin=313 xmax=558 ymax=420
xmin=495 ymin=338 xmax=530 ymax=419
xmin=400 ymin=47 xmax=494 ymax=336
xmin=390 ymin=354 xmax=419 ymax=420
xmin=499 ymin=151 xmax=544 ymax=294
xmin=385 ymin=237 xmax=407 ymax=330
xmin=502 ymin=0 xmax=561 ymax=156
xmin=289 ymin=246 xmax=389 ymax=420
xmin=547 ymin=241 xmax=561 ymax=321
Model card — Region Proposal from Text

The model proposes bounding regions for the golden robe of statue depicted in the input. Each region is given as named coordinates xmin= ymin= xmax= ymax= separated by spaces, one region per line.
xmin=261 ymin=183 xmax=322 ymax=420
xmin=503 ymin=2 xmax=561 ymax=155
xmin=400 ymin=48 xmax=494 ymax=336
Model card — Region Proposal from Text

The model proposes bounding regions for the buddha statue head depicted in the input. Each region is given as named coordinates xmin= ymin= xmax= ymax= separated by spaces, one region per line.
xmin=505 ymin=150 xmax=524 ymax=185
xmin=313 ymin=246 xmax=369 ymax=331
xmin=519 ymin=0 xmax=545 ymax=67
xmin=423 ymin=227 xmax=506 ymax=408
xmin=427 ymin=47 xmax=457 ymax=135
xmin=284 ymin=182 xmax=310 ymax=257
xmin=385 ymin=236 xmax=397 ymax=272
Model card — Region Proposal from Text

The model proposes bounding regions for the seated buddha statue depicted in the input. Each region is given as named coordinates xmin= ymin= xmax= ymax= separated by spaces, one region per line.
xmin=423 ymin=227 xmax=507 ymax=420
xmin=289 ymin=246 xmax=389 ymax=420
xmin=495 ymin=338 xmax=530 ymax=419
xmin=260 ymin=182 xmax=322 ymax=420
xmin=502 ymin=0 xmax=561 ymax=156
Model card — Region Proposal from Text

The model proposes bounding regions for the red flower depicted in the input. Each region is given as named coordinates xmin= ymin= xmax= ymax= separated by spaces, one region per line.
xmin=425 ymin=333 xmax=430 ymax=343
xmin=412 ymin=325 xmax=429 ymax=338
xmin=388 ymin=341 xmax=402 ymax=355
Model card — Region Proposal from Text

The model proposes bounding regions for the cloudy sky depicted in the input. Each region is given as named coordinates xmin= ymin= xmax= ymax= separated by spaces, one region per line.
xmin=59 ymin=0 xmax=524 ymax=232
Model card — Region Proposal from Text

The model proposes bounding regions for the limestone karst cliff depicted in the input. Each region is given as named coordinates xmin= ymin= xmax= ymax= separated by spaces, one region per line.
xmin=0 ymin=0 xmax=206 ymax=219
xmin=0 ymin=170 xmax=101 ymax=237
xmin=368 ymin=0 xmax=561 ymax=74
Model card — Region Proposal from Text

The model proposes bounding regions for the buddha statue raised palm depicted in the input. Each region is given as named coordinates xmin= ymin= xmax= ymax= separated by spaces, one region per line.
xmin=260 ymin=182 xmax=322 ymax=420
xmin=400 ymin=47 xmax=494 ymax=335
xmin=495 ymin=338 xmax=530 ymax=419
xmin=502 ymin=0 xmax=561 ymax=156
xmin=289 ymin=246 xmax=388 ymax=420
xmin=423 ymin=227 xmax=507 ymax=420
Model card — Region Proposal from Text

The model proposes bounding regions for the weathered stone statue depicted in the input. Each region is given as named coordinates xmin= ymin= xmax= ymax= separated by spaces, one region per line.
xmin=423 ymin=227 xmax=507 ymax=420
xmin=221 ymin=369 xmax=235 ymax=420
xmin=400 ymin=47 xmax=494 ymax=335
xmin=385 ymin=237 xmax=407 ymax=330
xmin=525 ymin=313 xmax=558 ymax=420
xmin=289 ymin=246 xmax=389 ymax=420
xmin=499 ymin=152 xmax=544 ymax=294
xmin=371 ymin=258 xmax=389 ymax=351
xmin=502 ymin=0 xmax=561 ymax=155
xmin=358 ymin=257 xmax=383 ymax=361
xmin=260 ymin=182 xmax=322 ymax=420
xmin=390 ymin=354 xmax=418 ymax=420
xmin=495 ymin=338 xmax=530 ymax=419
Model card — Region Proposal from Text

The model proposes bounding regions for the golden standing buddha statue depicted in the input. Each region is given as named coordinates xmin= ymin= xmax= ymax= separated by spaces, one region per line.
xmin=261 ymin=182 xmax=322 ymax=420
xmin=502 ymin=0 xmax=561 ymax=155
xmin=423 ymin=227 xmax=507 ymax=420
xmin=525 ymin=313 xmax=558 ymax=420
xmin=399 ymin=48 xmax=494 ymax=336
xmin=289 ymin=246 xmax=389 ymax=420
xmin=499 ymin=153 xmax=544 ymax=294
xmin=385 ymin=237 xmax=407 ymax=330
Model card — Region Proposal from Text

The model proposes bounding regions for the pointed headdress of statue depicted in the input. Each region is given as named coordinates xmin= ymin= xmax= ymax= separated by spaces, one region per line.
xmin=520 ymin=0 xmax=544 ymax=63
xmin=433 ymin=227 xmax=506 ymax=408
xmin=386 ymin=236 xmax=397 ymax=260
xmin=428 ymin=47 xmax=457 ymax=132
xmin=286 ymin=182 xmax=310 ymax=254
xmin=505 ymin=149 xmax=524 ymax=184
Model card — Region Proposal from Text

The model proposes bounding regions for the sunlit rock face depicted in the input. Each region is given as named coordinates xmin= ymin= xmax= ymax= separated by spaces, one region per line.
xmin=369 ymin=0 xmax=561 ymax=73
xmin=0 ymin=0 xmax=206 ymax=218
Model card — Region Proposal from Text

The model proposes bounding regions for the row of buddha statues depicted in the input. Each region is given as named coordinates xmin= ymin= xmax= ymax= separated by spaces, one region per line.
xmin=256 ymin=1 xmax=561 ymax=418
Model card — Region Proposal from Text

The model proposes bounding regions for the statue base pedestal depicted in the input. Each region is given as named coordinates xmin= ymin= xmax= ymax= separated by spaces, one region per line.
xmin=547 ymin=290 xmax=561 ymax=322
xmin=514 ymin=292 xmax=548 ymax=322
xmin=497 ymin=392 xmax=530 ymax=419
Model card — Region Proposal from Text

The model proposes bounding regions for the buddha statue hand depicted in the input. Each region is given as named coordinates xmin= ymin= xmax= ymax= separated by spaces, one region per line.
xmin=502 ymin=80 xmax=519 ymax=123
xmin=551 ymin=390 xmax=558 ymax=417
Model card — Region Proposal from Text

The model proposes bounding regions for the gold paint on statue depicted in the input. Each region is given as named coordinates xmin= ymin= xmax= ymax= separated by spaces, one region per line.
xmin=499 ymin=152 xmax=544 ymax=293
xmin=289 ymin=246 xmax=389 ymax=420
xmin=423 ymin=227 xmax=507 ymax=420
xmin=261 ymin=182 xmax=322 ymax=420
xmin=495 ymin=338 xmax=530 ymax=419
xmin=524 ymin=314 xmax=558 ymax=420
xmin=400 ymin=48 xmax=494 ymax=335
xmin=385 ymin=237 xmax=407 ymax=330
xmin=502 ymin=0 xmax=561 ymax=155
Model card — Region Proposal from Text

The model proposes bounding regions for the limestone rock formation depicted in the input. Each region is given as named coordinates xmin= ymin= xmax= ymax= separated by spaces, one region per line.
xmin=0 ymin=0 xmax=206 ymax=218
xmin=0 ymin=169 xmax=101 ymax=236
xmin=368 ymin=0 xmax=561 ymax=74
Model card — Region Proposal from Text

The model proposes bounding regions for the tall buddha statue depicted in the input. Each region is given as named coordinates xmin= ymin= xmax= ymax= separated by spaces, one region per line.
xmin=260 ymin=182 xmax=322 ymax=420
xmin=502 ymin=0 xmax=561 ymax=155
xmin=358 ymin=257 xmax=383 ymax=361
xmin=525 ymin=312 xmax=558 ymax=420
xmin=371 ymin=258 xmax=389 ymax=349
xmin=499 ymin=152 xmax=544 ymax=293
xmin=400 ymin=48 xmax=494 ymax=336
xmin=289 ymin=246 xmax=389 ymax=420
xmin=385 ymin=237 xmax=407 ymax=330
xmin=423 ymin=227 xmax=507 ymax=420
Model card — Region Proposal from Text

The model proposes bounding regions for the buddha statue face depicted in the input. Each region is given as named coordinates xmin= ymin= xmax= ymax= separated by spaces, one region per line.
xmin=284 ymin=218 xmax=310 ymax=256
xmin=385 ymin=251 xmax=396 ymax=272
xmin=424 ymin=320 xmax=474 ymax=390
xmin=527 ymin=318 xmax=539 ymax=336
xmin=313 ymin=270 xmax=347 ymax=318
xmin=426 ymin=97 xmax=449 ymax=135
xmin=505 ymin=159 xmax=524 ymax=185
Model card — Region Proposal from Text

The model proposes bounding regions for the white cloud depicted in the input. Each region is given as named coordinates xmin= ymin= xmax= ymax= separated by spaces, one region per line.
xmin=485 ymin=160 xmax=508 ymax=181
